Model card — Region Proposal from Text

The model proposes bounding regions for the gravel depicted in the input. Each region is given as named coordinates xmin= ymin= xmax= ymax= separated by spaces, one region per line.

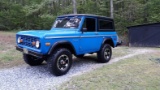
xmin=0 ymin=49 xmax=152 ymax=90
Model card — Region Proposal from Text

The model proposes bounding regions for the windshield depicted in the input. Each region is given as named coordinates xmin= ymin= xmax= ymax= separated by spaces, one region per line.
xmin=52 ymin=17 xmax=81 ymax=29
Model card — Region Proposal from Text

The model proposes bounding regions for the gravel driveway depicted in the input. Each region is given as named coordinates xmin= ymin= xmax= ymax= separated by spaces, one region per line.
xmin=0 ymin=49 xmax=152 ymax=90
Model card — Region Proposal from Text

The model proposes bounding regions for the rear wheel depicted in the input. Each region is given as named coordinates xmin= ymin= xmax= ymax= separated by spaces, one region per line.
xmin=47 ymin=48 xmax=72 ymax=76
xmin=23 ymin=54 xmax=44 ymax=66
xmin=97 ymin=44 xmax=112 ymax=63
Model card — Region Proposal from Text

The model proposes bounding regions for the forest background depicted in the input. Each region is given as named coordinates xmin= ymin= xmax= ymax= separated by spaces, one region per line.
xmin=0 ymin=0 xmax=160 ymax=35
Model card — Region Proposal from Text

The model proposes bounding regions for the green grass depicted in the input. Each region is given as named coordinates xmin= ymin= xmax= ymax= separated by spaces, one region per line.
xmin=0 ymin=49 xmax=22 ymax=62
xmin=112 ymin=46 xmax=133 ymax=58
xmin=0 ymin=48 xmax=23 ymax=68
xmin=0 ymin=31 xmax=23 ymax=68
xmin=59 ymin=52 xmax=160 ymax=90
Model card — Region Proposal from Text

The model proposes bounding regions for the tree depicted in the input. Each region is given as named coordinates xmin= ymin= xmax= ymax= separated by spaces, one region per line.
xmin=0 ymin=0 xmax=160 ymax=33
xmin=72 ymin=0 xmax=77 ymax=14
xmin=110 ymin=0 xmax=114 ymax=18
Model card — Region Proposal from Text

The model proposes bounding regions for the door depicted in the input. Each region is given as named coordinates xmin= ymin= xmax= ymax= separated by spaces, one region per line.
xmin=79 ymin=17 xmax=99 ymax=53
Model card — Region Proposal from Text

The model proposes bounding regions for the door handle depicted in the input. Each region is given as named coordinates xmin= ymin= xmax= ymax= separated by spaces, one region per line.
xmin=95 ymin=32 xmax=98 ymax=35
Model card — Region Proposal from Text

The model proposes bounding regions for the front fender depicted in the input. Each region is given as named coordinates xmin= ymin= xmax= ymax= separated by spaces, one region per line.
xmin=47 ymin=41 xmax=76 ymax=55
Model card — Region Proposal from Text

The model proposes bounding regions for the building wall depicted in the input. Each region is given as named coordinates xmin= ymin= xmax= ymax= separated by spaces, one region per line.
xmin=128 ymin=23 xmax=160 ymax=47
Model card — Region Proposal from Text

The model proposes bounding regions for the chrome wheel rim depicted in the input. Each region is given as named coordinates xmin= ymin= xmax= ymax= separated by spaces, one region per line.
xmin=104 ymin=48 xmax=111 ymax=60
xmin=57 ymin=54 xmax=69 ymax=71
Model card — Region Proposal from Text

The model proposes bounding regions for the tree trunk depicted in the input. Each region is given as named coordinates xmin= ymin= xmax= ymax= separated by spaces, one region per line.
xmin=72 ymin=0 xmax=77 ymax=14
xmin=143 ymin=0 xmax=148 ymax=23
xmin=110 ymin=0 xmax=114 ymax=18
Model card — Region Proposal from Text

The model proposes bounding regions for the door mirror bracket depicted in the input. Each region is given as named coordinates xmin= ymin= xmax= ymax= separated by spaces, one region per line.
xmin=82 ymin=28 xmax=87 ymax=33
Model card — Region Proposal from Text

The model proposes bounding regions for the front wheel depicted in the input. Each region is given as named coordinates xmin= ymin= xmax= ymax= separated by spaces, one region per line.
xmin=47 ymin=48 xmax=72 ymax=76
xmin=23 ymin=54 xmax=44 ymax=66
xmin=97 ymin=44 xmax=112 ymax=63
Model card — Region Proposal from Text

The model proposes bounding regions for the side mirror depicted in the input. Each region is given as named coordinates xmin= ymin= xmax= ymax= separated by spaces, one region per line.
xmin=82 ymin=28 xmax=87 ymax=33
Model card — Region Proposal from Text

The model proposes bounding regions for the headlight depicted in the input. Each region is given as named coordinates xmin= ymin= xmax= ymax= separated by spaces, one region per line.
xmin=17 ymin=37 xmax=21 ymax=43
xmin=35 ymin=41 xmax=40 ymax=48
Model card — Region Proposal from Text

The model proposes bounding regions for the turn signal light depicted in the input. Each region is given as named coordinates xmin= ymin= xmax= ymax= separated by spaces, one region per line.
xmin=32 ymin=42 xmax=36 ymax=46
xmin=20 ymin=39 xmax=23 ymax=43
xmin=45 ymin=43 xmax=50 ymax=46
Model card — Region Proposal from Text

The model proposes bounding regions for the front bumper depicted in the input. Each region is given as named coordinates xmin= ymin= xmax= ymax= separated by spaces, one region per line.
xmin=16 ymin=46 xmax=44 ymax=58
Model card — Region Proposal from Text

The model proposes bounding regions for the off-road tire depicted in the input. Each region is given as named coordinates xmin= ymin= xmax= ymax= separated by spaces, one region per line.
xmin=47 ymin=48 xmax=72 ymax=76
xmin=23 ymin=54 xmax=44 ymax=66
xmin=97 ymin=44 xmax=112 ymax=63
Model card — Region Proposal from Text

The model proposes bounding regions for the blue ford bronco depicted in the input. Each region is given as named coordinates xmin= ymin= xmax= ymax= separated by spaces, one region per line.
xmin=16 ymin=14 xmax=118 ymax=76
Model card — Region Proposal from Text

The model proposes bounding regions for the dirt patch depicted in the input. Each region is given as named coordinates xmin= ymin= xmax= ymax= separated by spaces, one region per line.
xmin=0 ymin=31 xmax=22 ymax=69
xmin=0 ymin=31 xmax=16 ymax=44
xmin=0 ymin=31 xmax=16 ymax=52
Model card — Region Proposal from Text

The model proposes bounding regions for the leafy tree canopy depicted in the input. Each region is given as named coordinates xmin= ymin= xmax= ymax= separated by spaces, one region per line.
xmin=0 ymin=0 xmax=159 ymax=34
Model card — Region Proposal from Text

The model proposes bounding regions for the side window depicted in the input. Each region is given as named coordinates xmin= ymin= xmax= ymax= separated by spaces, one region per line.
xmin=82 ymin=18 xmax=96 ymax=32
xmin=99 ymin=20 xmax=114 ymax=31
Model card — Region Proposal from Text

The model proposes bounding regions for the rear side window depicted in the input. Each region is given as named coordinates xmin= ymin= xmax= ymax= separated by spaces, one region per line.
xmin=99 ymin=20 xmax=114 ymax=31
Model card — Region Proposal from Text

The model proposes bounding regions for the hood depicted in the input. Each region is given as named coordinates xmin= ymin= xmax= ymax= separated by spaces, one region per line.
xmin=17 ymin=29 xmax=79 ymax=38
xmin=17 ymin=30 xmax=49 ymax=38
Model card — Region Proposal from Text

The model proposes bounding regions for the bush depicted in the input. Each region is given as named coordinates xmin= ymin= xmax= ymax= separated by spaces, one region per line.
xmin=0 ymin=1 xmax=26 ymax=30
